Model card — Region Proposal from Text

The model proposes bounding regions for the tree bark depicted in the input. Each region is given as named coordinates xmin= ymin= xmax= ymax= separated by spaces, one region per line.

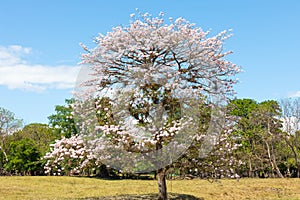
xmin=271 ymin=143 xmax=284 ymax=178
xmin=264 ymin=139 xmax=284 ymax=178
xmin=157 ymin=168 xmax=167 ymax=200
xmin=248 ymin=157 xmax=253 ymax=178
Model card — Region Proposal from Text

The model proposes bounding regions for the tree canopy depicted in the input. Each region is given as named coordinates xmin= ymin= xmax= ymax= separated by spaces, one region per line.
xmin=74 ymin=11 xmax=241 ymax=200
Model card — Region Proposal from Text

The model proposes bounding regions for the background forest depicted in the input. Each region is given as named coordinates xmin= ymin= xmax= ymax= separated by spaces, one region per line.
xmin=1 ymin=97 xmax=300 ymax=179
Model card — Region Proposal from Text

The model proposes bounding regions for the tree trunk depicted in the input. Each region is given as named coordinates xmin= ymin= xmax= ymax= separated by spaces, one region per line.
xmin=270 ymin=139 xmax=284 ymax=178
xmin=98 ymin=164 xmax=109 ymax=178
xmin=157 ymin=168 xmax=167 ymax=200
xmin=297 ymin=164 xmax=300 ymax=178
xmin=271 ymin=150 xmax=284 ymax=178
xmin=265 ymin=139 xmax=284 ymax=178
xmin=248 ymin=158 xmax=252 ymax=178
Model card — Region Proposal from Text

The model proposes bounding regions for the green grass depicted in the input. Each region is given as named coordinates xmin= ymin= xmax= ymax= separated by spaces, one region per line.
xmin=0 ymin=176 xmax=300 ymax=199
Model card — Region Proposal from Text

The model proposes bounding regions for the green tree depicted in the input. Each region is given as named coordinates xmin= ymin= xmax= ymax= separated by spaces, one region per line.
xmin=5 ymin=138 xmax=42 ymax=175
xmin=48 ymin=98 xmax=77 ymax=138
xmin=14 ymin=123 xmax=56 ymax=155
xmin=230 ymin=99 xmax=285 ymax=178
xmin=251 ymin=100 xmax=284 ymax=178
xmin=229 ymin=99 xmax=259 ymax=177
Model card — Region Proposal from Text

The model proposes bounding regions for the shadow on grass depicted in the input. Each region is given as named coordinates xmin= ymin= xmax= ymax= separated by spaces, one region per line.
xmin=79 ymin=193 xmax=203 ymax=200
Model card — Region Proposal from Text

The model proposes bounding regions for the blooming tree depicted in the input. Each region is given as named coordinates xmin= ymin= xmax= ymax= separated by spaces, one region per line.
xmin=175 ymin=114 xmax=243 ymax=180
xmin=74 ymin=11 xmax=240 ymax=200
xmin=43 ymin=135 xmax=99 ymax=176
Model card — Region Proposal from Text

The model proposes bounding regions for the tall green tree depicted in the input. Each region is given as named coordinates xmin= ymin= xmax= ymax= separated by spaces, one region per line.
xmin=48 ymin=98 xmax=77 ymax=138
xmin=230 ymin=99 xmax=285 ymax=178
xmin=229 ymin=99 xmax=259 ymax=177
xmin=251 ymin=100 xmax=284 ymax=178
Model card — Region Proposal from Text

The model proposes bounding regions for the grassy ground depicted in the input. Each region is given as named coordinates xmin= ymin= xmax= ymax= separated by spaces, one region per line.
xmin=0 ymin=176 xmax=299 ymax=200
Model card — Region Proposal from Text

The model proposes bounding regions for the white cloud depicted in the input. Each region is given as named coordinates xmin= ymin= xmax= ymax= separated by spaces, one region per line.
xmin=0 ymin=45 xmax=81 ymax=92
xmin=288 ymin=91 xmax=300 ymax=98
xmin=0 ymin=45 xmax=31 ymax=66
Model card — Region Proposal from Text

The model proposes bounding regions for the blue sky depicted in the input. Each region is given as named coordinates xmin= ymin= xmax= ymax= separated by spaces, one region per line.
xmin=0 ymin=0 xmax=299 ymax=124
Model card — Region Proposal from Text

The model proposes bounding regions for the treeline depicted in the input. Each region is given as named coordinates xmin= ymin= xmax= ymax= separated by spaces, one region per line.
xmin=0 ymin=98 xmax=299 ymax=178
xmin=230 ymin=98 xmax=300 ymax=178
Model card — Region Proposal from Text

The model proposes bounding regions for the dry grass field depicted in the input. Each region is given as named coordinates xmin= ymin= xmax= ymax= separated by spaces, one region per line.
xmin=0 ymin=176 xmax=299 ymax=200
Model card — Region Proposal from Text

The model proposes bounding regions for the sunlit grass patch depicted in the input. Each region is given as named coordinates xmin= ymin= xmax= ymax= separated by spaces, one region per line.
xmin=0 ymin=176 xmax=299 ymax=200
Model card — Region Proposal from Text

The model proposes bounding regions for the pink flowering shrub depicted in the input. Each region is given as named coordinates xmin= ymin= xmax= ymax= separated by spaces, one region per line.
xmin=43 ymin=135 xmax=99 ymax=176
